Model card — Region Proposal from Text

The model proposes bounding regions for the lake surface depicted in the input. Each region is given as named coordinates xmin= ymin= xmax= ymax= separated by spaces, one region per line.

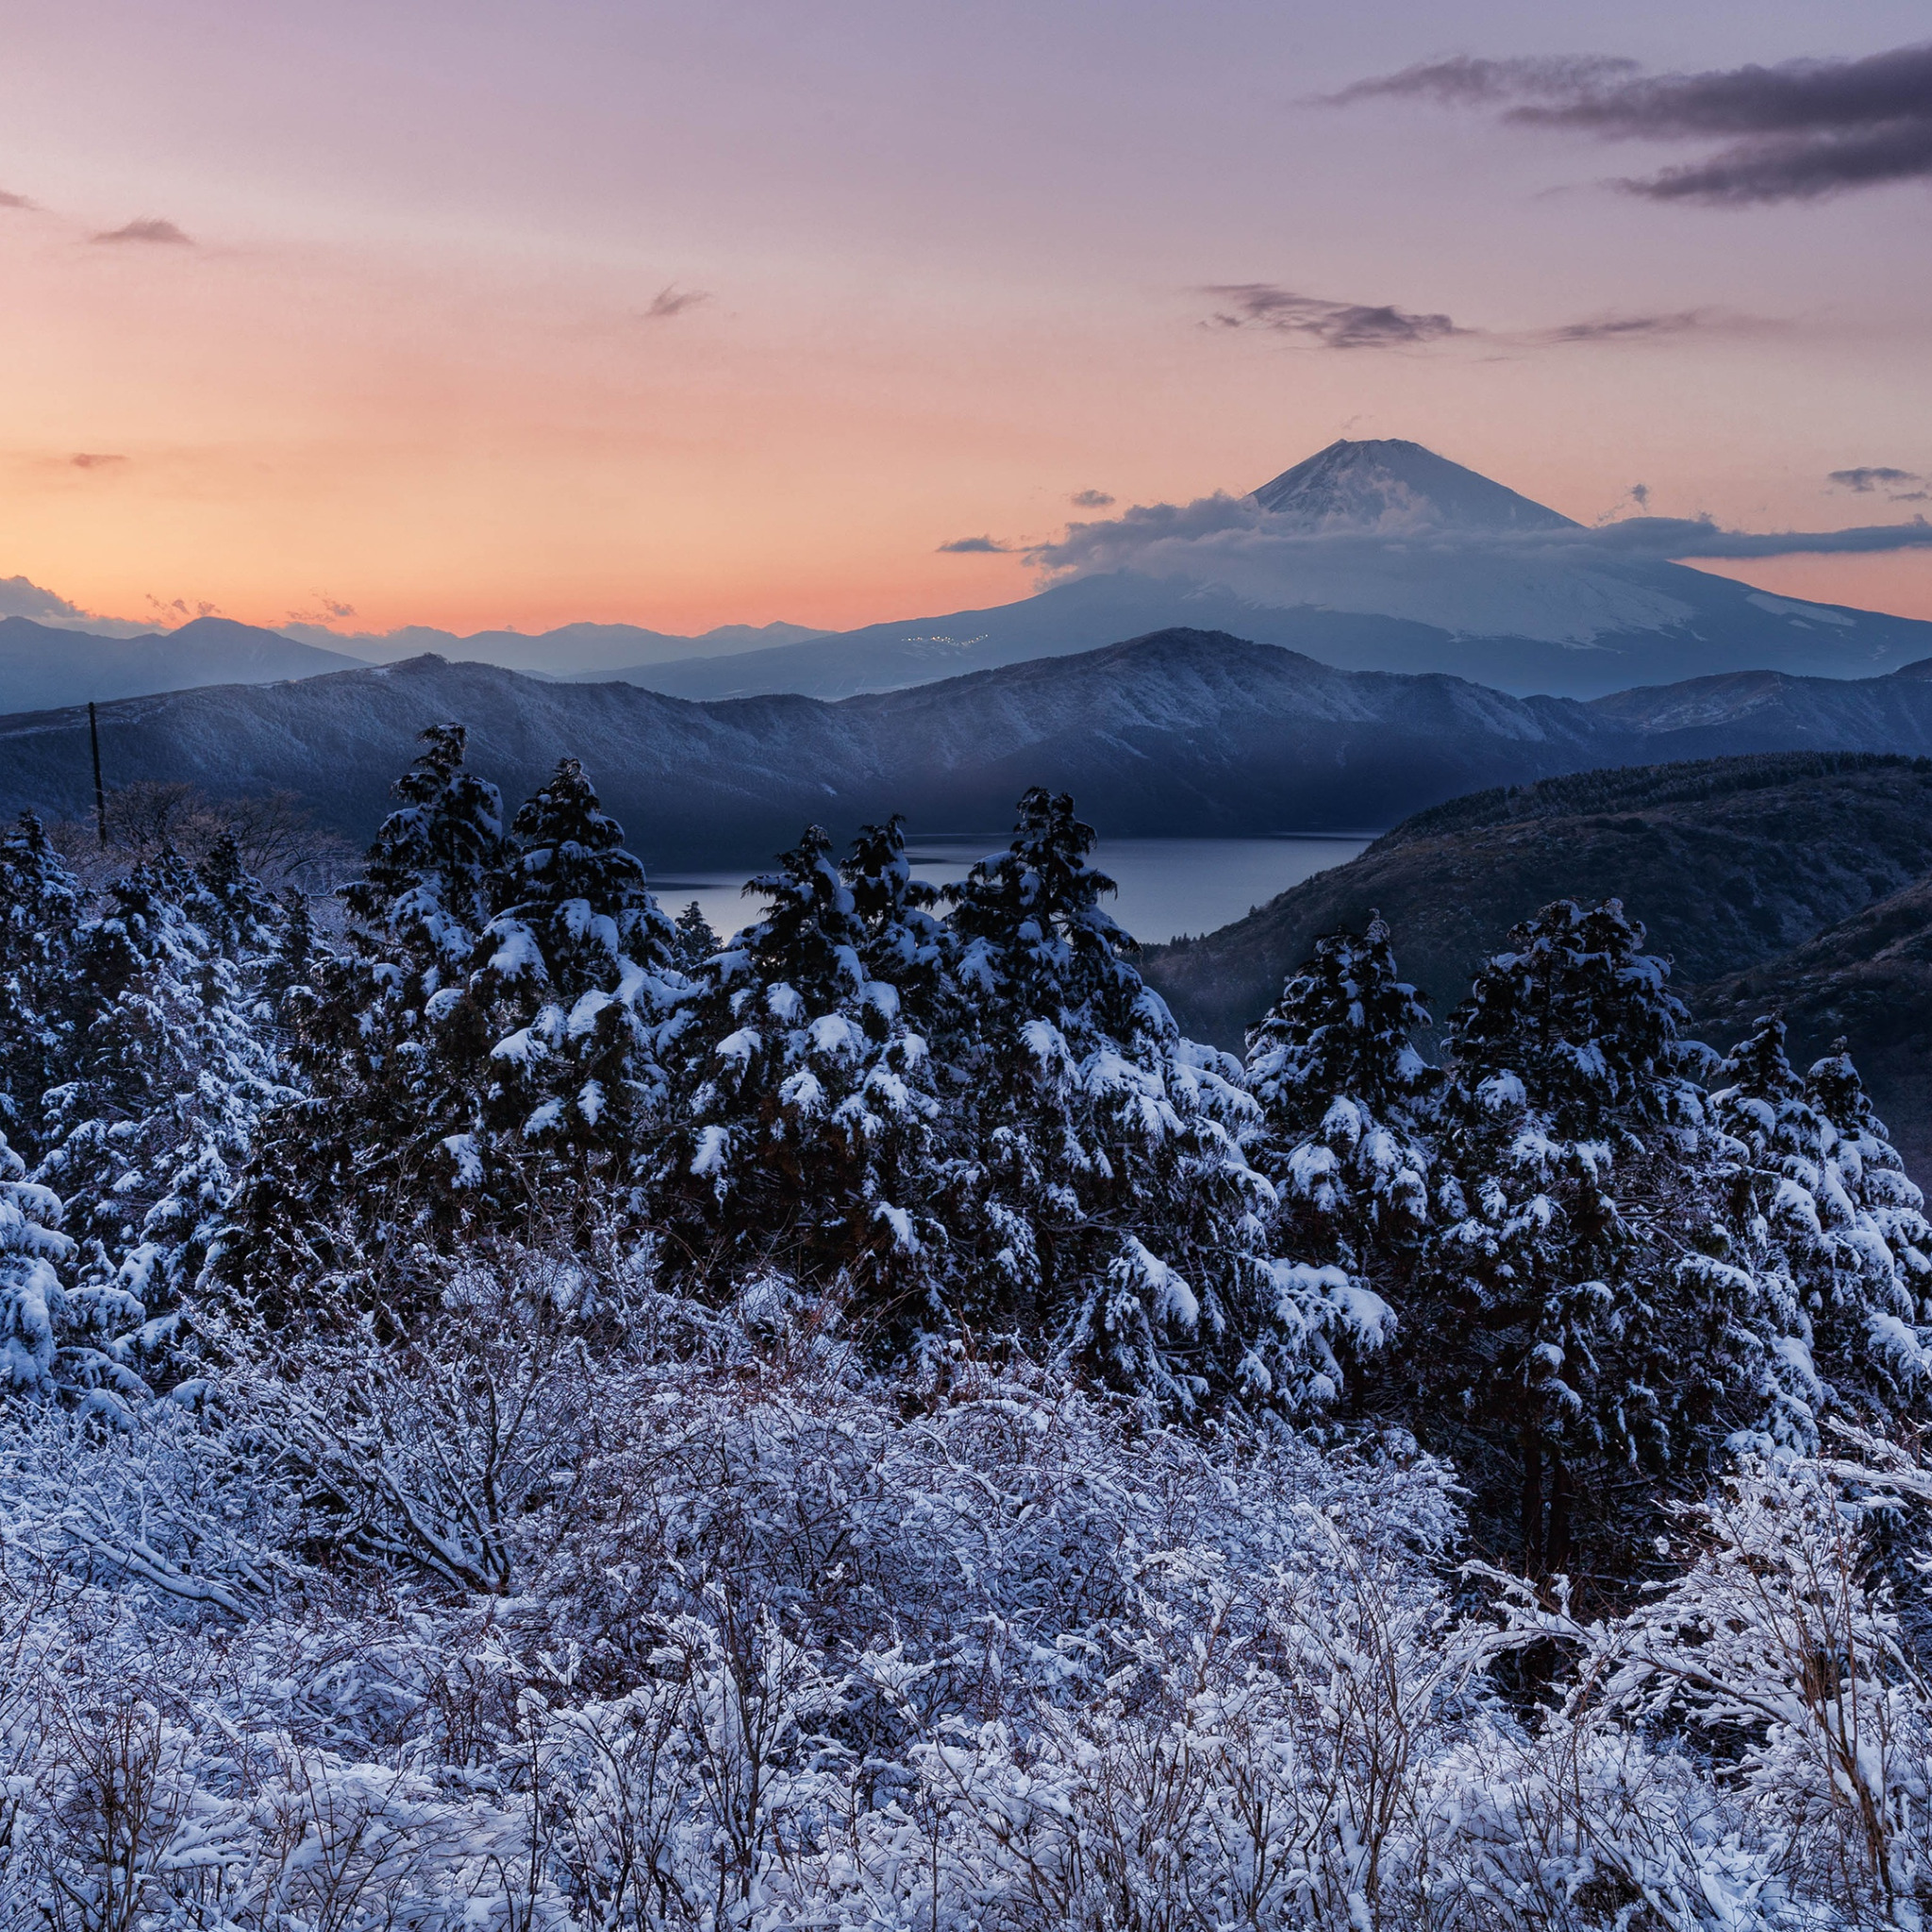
xmin=651 ymin=834 xmax=1373 ymax=949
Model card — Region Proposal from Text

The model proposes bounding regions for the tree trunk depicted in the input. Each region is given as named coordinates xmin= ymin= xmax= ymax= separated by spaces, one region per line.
xmin=1520 ymin=1427 xmax=1544 ymax=1575
xmin=1547 ymin=1453 xmax=1573 ymax=1578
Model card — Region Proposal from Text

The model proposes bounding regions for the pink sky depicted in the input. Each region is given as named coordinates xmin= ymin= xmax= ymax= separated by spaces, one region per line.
xmin=3 ymin=0 xmax=1929 ymax=638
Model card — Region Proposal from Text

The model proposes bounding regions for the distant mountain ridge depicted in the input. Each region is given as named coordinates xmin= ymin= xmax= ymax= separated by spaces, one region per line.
xmin=0 ymin=615 xmax=360 ymax=712
xmin=299 ymin=617 xmax=828 ymax=675
xmin=0 ymin=628 xmax=1633 ymax=867
xmin=14 ymin=625 xmax=1932 ymax=872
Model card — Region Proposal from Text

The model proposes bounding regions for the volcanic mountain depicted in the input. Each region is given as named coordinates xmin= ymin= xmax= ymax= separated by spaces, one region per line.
xmin=608 ymin=440 xmax=1932 ymax=702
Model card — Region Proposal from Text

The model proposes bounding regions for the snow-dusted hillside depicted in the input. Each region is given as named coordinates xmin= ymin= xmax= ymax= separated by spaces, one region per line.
xmin=12 ymin=625 xmax=1932 ymax=866
xmin=0 ymin=630 xmax=1635 ymax=864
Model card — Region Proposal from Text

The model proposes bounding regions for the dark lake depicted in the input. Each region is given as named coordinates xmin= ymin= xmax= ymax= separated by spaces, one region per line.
xmin=651 ymin=833 xmax=1373 ymax=949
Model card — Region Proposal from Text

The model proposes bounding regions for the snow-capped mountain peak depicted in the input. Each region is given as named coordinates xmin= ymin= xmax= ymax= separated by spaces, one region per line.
xmin=1251 ymin=438 xmax=1580 ymax=534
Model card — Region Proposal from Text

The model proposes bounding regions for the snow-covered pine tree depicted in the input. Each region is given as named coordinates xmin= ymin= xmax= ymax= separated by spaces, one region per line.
xmin=672 ymin=900 xmax=721 ymax=972
xmin=0 ymin=812 xmax=82 ymax=1161
xmin=1415 ymin=897 xmax=1745 ymax=1576
xmin=259 ymin=886 xmax=320 ymax=1039
xmin=1796 ymin=1037 xmax=1931 ymax=1412
xmin=1700 ymin=1014 xmax=1831 ymax=1449
xmin=1245 ymin=914 xmax=1436 ymax=1289
xmin=468 ymin=758 xmax=681 ymax=1230
xmin=939 ymin=790 xmax=1369 ymax=1415
xmin=194 ymin=830 xmax=284 ymax=962
xmin=842 ymin=815 xmax=951 ymax=1025
xmin=1695 ymin=1017 xmax=1932 ymax=1452
xmin=0 ymin=1129 xmax=75 ymax=1399
xmin=657 ymin=821 xmax=945 ymax=1329
xmin=33 ymin=852 xmax=288 ymax=1386
xmin=217 ymin=724 xmax=512 ymax=1324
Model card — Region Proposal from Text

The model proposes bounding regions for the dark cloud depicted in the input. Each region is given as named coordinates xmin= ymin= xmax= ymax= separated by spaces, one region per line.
xmin=0 ymin=191 xmax=33 ymax=210
xmin=1203 ymin=284 xmax=1465 ymax=349
xmin=644 ymin=285 xmax=708 ymax=320
xmin=1591 ymin=513 xmax=1932 ymax=558
xmin=70 ymin=453 xmax=126 ymax=470
xmin=1202 ymin=286 xmax=1754 ymax=353
xmin=287 ymin=593 xmax=358 ymax=624
xmin=937 ymin=536 xmax=1012 ymax=554
xmin=1070 ymin=489 xmax=1116 ymax=509
xmin=1829 ymin=465 xmax=1927 ymax=501
xmin=1028 ymin=492 xmax=1932 ymax=580
xmin=92 ymin=217 xmax=192 ymax=244
xmin=1330 ymin=42 xmax=1932 ymax=205
xmin=1326 ymin=55 xmax=1641 ymax=108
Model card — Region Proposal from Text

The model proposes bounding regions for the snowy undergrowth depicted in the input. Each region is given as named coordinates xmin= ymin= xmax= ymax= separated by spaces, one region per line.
xmin=4 ymin=1262 xmax=1931 ymax=1931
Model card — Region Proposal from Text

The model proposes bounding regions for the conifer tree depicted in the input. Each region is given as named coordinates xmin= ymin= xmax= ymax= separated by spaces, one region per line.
xmin=0 ymin=1129 xmax=75 ymax=1397
xmin=658 ymin=821 xmax=944 ymax=1326
xmin=194 ymin=830 xmax=283 ymax=961
xmin=468 ymin=758 xmax=681 ymax=1220
xmin=259 ymin=887 xmax=320 ymax=1036
xmin=673 ymin=900 xmax=721 ymax=971
xmin=1699 ymin=1015 xmax=1830 ymax=1448
xmin=1246 ymin=914 xmax=1437 ymax=1276
xmin=34 ymin=855 xmax=290 ymax=1378
xmin=842 ymin=815 xmax=950 ymax=1023
xmin=1796 ymin=1037 xmax=1931 ymax=1409
xmin=1688 ymin=1018 xmax=1932 ymax=1453
xmin=939 ymin=790 xmax=1365 ymax=1414
xmin=1415 ymin=898 xmax=1740 ymax=1574
xmin=0 ymin=812 xmax=83 ymax=1158
xmin=217 ymin=724 xmax=512 ymax=1322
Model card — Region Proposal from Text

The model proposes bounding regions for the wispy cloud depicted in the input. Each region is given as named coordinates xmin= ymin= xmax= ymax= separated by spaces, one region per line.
xmin=1529 ymin=310 xmax=1713 ymax=344
xmin=70 ymin=452 xmax=126 ymax=470
xmin=1203 ymin=284 xmax=1465 ymax=350
xmin=92 ymin=216 xmax=192 ymax=244
xmin=937 ymin=535 xmax=1012 ymax=554
xmin=144 ymin=593 xmax=223 ymax=623
xmin=0 ymin=190 xmax=33 ymax=210
xmin=1829 ymin=465 xmax=1927 ymax=501
xmin=1070 ymin=489 xmax=1115 ymax=509
xmin=1201 ymin=284 xmax=1758 ymax=353
xmin=287 ymin=592 xmax=358 ymax=625
xmin=644 ymin=285 xmax=708 ymax=320
xmin=1328 ymin=43 xmax=1932 ymax=205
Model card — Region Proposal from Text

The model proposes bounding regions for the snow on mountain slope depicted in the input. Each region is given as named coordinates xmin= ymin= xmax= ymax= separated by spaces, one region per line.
xmin=1250 ymin=437 xmax=1577 ymax=532
xmin=1591 ymin=658 xmax=1932 ymax=753
xmin=0 ymin=615 xmax=363 ymax=713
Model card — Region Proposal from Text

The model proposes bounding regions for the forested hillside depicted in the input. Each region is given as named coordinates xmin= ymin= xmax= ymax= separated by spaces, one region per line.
xmin=7 ymin=727 xmax=1932 ymax=1927
xmin=1144 ymin=750 xmax=1932 ymax=1056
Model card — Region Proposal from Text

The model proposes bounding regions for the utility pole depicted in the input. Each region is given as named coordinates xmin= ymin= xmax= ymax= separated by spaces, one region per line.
xmin=88 ymin=700 xmax=108 ymax=848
